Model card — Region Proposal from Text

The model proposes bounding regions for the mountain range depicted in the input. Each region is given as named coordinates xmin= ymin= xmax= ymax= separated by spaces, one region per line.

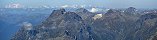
xmin=11 ymin=7 xmax=157 ymax=40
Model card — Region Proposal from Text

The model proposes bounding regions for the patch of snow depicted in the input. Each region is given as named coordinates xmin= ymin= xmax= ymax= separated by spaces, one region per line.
xmin=23 ymin=22 xmax=32 ymax=30
xmin=106 ymin=9 xmax=110 ymax=11
xmin=61 ymin=5 xmax=69 ymax=8
xmin=80 ymin=5 xmax=86 ymax=8
xmin=92 ymin=14 xmax=103 ymax=20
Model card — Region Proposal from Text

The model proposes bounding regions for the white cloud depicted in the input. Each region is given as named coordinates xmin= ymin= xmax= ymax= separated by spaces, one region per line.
xmin=42 ymin=5 xmax=50 ymax=8
xmin=90 ymin=8 xmax=99 ymax=13
xmin=5 ymin=3 xmax=24 ymax=8
xmin=60 ymin=5 xmax=87 ymax=8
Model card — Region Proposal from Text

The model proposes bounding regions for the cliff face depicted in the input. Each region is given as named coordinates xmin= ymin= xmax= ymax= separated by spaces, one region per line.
xmin=12 ymin=8 xmax=157 ymax=40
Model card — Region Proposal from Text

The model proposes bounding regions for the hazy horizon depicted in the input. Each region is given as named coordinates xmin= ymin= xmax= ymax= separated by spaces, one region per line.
xmin=0 ymin=0 xmax=157 ymax=8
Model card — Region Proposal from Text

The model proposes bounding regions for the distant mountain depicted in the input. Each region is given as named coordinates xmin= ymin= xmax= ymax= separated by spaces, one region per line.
xmin=12 ymin=7 xmax=157 ymax=40
xmin=124 ymin=7 xmax=137 ymax=14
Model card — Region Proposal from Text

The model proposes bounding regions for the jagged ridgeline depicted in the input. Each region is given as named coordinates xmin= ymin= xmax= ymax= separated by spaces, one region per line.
xmin=12 ymin=7 xmax=157 ymax=40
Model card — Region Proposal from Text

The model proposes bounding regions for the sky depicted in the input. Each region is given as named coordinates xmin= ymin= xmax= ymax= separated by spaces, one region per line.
xmin=0 ymin=0 xmax=157 ymax=8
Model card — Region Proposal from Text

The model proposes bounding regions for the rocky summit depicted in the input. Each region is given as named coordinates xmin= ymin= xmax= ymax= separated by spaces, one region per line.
xmin=12 ymin=7 xmax=157 ymax=40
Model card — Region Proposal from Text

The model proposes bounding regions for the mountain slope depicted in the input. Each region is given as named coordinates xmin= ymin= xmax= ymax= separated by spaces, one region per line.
xmin=12 ymin=7 xmax=157 ymax=40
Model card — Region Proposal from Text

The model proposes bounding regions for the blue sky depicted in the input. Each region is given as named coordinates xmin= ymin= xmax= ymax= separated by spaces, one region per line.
xmin=0 ymin=0 xmax=157 ymax=8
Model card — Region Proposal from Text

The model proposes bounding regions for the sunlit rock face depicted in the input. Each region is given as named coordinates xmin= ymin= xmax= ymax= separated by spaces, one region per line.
xmin=12 ymin=7 xmax=157 ymax=40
